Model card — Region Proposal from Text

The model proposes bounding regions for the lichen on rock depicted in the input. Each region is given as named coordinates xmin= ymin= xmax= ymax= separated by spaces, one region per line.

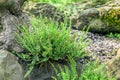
xmin=23 ymin=0 xmax=120 ymax=33
xmin=24 ymin=2 xmax=65 ymax=22
xmin=100 ymin=7 xmax=120 ymax=26
xmin=107 ymin=48 xmax=120 ymax=80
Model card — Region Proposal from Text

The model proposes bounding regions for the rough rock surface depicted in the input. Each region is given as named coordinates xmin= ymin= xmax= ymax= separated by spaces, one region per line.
xmin=107 ymin=48 xmax=120 ymax=79
xmin=0 ymin=0 xmax=27 ymax=15
xmin=20 ymin=60 xmax=82 ymax=80
xmin=24 ymin=2 xmax=65 ymax=22
xmin=0 ymin=0 xmax=30 ymax=52
xmin=24 ymin=1 xmax=120 ymax=33
xmin=0 ymin=14 xmax=23 ymax=52
xmin=0 ymin=49 xmax=23 ymax=80
xmin=0 ymin=0 xmax=119 ymax=80
xmin=72 ymin=0 xmax=120 ymax=33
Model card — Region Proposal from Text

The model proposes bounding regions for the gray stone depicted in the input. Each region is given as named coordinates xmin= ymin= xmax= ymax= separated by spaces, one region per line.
xmin=23 ymin=1 xmax=120 ymax=33
xmin=22 ymin=61 xmax=82 ymax=80
xmin=24 ymin=3 xmax=65 ymax=22
xmin=73 ymin=1 xmax=120 ymax=33
xmin=89 ymin=19 xmax=107 ymax=33
xmin=0 ymin=14 xmax=24 ymax=52
xmin=0 ymin=49 xmax=23 ymax=80
xmin=0 ymin=0 xmax=30 ymax=52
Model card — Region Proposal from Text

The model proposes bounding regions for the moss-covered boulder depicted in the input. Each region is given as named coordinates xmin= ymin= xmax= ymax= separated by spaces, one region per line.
xmin=23 ymin=2 xmax=65 ymax=22
xmin=73 ymin=0 xmax=120 ymax=33
xmin=24 ymin=0 xmax=120 ymax=33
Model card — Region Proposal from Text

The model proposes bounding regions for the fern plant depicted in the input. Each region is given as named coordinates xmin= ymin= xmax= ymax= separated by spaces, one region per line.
xmin=107 ymin=32 xmax=120 ymax=40
xmin=16 ymin=16 xmax=88 ymax=78
xmin=51 ymin=58 xmax=115 ymax=80
xmin=79 ymin=61 xmax=106 ymax=80
xmin=50 ymin=57 xmax=79 ymax=80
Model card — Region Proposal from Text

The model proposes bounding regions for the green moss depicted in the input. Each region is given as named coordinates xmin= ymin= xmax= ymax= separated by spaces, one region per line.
xmin=101 ymin=7 xmax=120 ymax=26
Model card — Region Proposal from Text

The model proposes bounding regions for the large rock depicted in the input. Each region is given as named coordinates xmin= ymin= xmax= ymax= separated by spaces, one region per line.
xmin=0 ymin=49 xmax=23 ymax=80
xmin=72 ymin=8 xmax=100 ymax=31
xmin=0 ymin=14 xmax=23 ymax=52
xmin=73 ymin=1 xmax=120 ymax=33
xmin=0 ymin=3 xmax=30 ymax=53
xmin=0 ymin=0 xmax=27 ymax=15
xmin=24 ymin=1 xmax=120 ymax=33
xmin=24 ymin=2 xmax=65 ymax=22
xmin=0 ymin=0 xmax=30 ymax=52
xmin=21 ymin=60 xmax=82 ymax=80
xmin=70 ymin=0 xmax=120 ymax=33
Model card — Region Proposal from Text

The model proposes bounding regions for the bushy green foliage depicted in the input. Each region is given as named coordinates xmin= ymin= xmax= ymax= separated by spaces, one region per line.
xmin=51 ymin=58 xmax=113 ymax=80
xmin=107 ymin=33 xmax=120 ymax=40
xmin=16 ymin=16 xmax=88 ymax=78
xmin=51 ymin=57 xmax=79 ymax=80
xmin=79 ymin=61 xmax=107 ymax=80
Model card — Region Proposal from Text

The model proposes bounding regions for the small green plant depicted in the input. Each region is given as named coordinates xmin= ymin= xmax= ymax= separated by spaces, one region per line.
xmin=79 ymin=61 xmax=107 ymax=80
xmin=107 ymin=32 xmax=120 ymax=40
xmin=50 ymin=57 xmax=79 ymax=80
xmin=16 ymin=16 xmax=88 ymax=78
xmin=51 ymin=58 xmax=114 ymax=80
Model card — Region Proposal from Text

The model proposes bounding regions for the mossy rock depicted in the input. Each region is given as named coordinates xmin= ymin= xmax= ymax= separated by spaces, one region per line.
xmin=89 ymin=19 xmax=106 ymax=32
xmin=23 ymin=2 xmax=65 ymax=22
xmin=99 ymin=7 xmax=120 ymax=26
xmin=23 ymin=1 xmax=120 ymax=33
xmin=75 ymin=0 xmax=120 ymax=33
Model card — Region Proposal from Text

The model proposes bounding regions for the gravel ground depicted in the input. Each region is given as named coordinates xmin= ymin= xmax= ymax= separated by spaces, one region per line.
xmin=71 ymin=29 xmax=120 ymax=62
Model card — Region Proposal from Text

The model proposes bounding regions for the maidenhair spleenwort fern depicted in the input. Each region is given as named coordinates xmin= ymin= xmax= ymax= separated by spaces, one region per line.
xmin=51 ymin=58 xmax=115 ymax=80
xmin=16 ymin=16 xmax=88 ymax=78
xmin=50 ymin=57 xmax=79 ymax=80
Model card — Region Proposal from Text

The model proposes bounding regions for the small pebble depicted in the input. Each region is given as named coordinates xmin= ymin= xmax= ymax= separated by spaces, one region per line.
xmin=71 ymin=29 xmax=120 ymax=62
